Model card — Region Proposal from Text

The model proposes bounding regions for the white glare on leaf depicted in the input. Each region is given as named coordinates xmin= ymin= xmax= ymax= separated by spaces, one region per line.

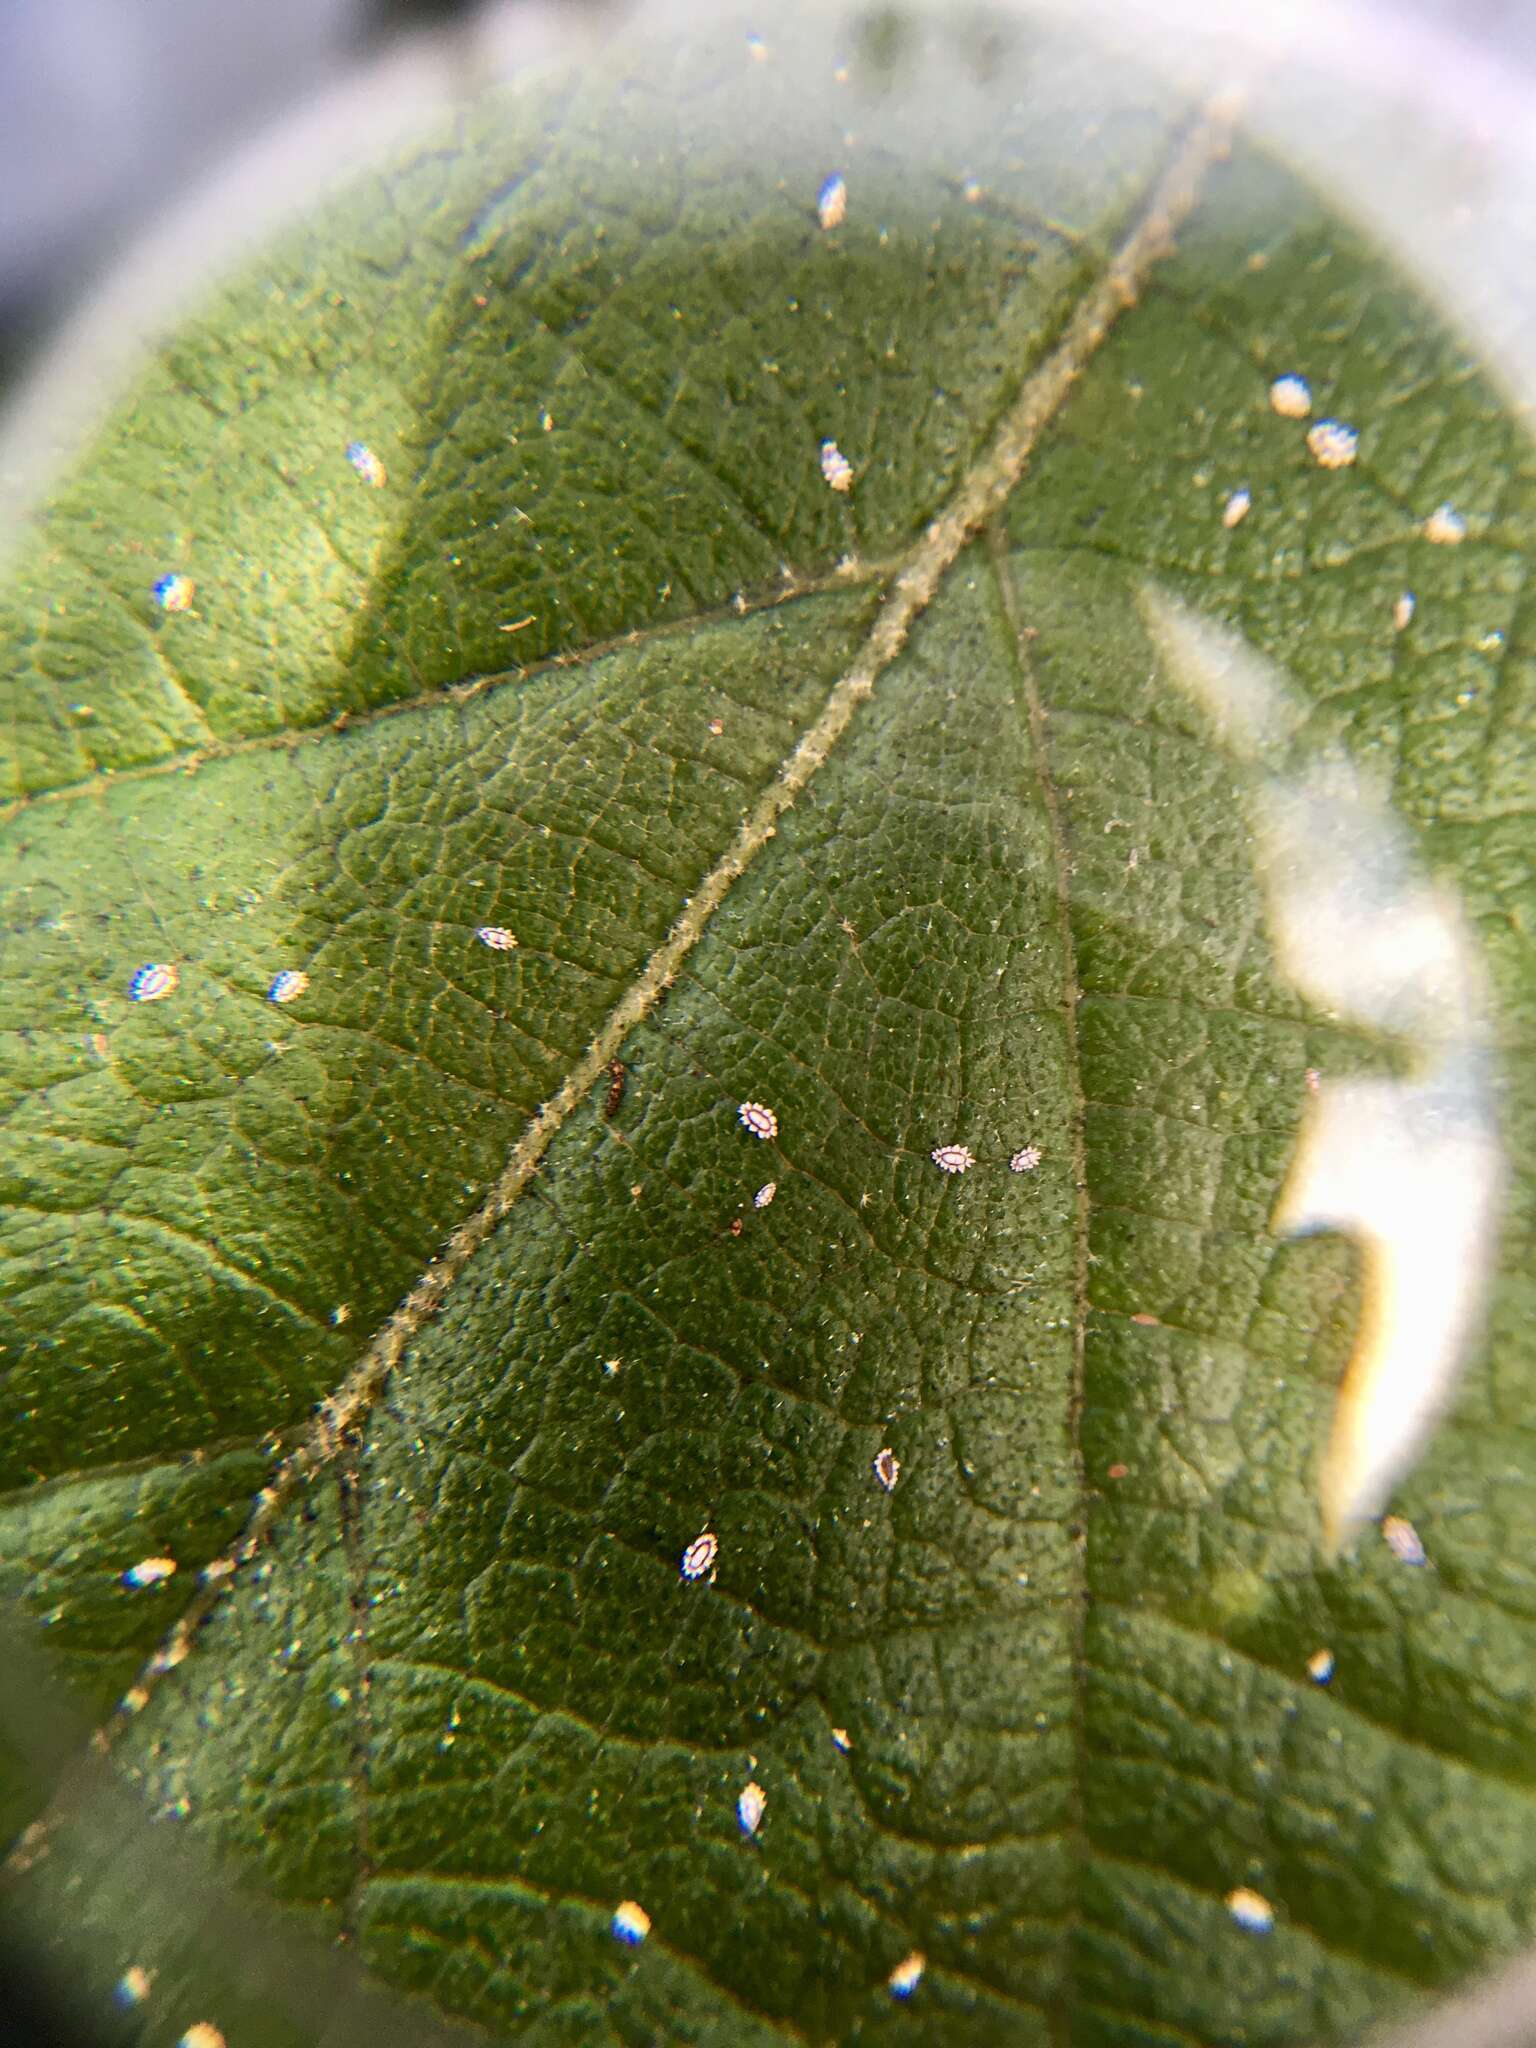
xmin=1142 ymin=590 xmax=1504 ymax=1553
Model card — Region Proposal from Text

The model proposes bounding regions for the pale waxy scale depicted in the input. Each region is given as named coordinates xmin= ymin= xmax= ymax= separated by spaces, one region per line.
xmin=819 ymin=439 xmax=853 ymax=492
xmin=737 ymin=1780 xmax=767 ymax=1836
xmin=129 ymin=963 xmax=178 ymax=1003
xmin=1394 ymin=591 xmax=1416 ymax=630
xmin=122 ymin=1556 xmax=176 ymax=1588
xmin=344 ymin=440 xmax=386 ymax=487
xmin=1306 ymin=419 xmax=1358 ymax=468
xmin=476 ymin=925 xmax=518 ymax=951
xmin=1222 ymin=488 xmax=1251 ymax=529
xmin=266 ymin=969 xmax=309 ymax=1004
xmin=888 ymin=1952 xmax=926 ymax=1999
xmin=1225 ymin=1887 xmax=1274 ymax=1933
xmin=179 ymin=2029 xmax=227 ymax=2048
xmin=1307 ymin=1648 xmax=1335 ymax=1684
xmin=754 ymin=1181 xmax=777 ymax=1208
xmin=680 ymin=1529 xmax=718 ymax=1581
xmin=153 ymin=572 xmax=194 ymax=611
xmin=931 ymin=1142 xmax=974 ymax=1174
xmin=1010 ymin=1145 xmax=1042 ymax=1173
xmin=816 ymin=172 xmax=847 ymax=229
xmin=872 ymin=1447 xmax=900 ymax=1492
xmin=1382 ymin=1513 xmax=1428 ymax=1566
xmin=1269 ymin=373 xmax=1311 ymax=418
xmin=1424 ymin=502 xmax=1467 ymax=544
xmin=115 ymin=1968 xmax=152 ymax=2007
xmin=738 ymin=1100 xmax=778 ymax=1140
xmin=612 ymin=1900 xmax=651 ymax=1945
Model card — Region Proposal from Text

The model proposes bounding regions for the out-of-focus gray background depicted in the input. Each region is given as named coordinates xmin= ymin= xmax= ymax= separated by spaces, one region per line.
xmin=0 ymin=0 xmax=1531 ymax=396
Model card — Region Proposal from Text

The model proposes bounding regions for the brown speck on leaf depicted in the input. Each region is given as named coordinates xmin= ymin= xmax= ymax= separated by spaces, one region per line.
xmin=873 ymin=1447 xmax=900 ymax=1492
xmin=729 ymin=1217 xmax=743 ymax=1237
xmin=708 ymin=718 xmax=724 ymax=735
xmin=1304 ymin=1067 xmax=1322 ymax=1094
xmin=1130 ymin=1312 xmax=1161 ymax=1326
xmin=604 ymin=1059 xmax=626 ymax=1119
xmin=1107 ymin=1463 xmax=1129 ymax=1480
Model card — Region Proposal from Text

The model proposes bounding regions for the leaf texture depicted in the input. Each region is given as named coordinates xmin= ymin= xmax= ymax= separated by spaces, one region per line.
xmin=2 ymin=8 xmax=1533 ymax=2047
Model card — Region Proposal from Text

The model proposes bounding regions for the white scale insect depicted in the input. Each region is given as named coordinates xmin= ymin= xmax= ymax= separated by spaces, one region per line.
xmin=931 ymin=1142 xmax=974 ymax=1174
xmin=1306 ymin=419 xmax=1358 ymax=468
xmin=737 ymin=1780 xmax=766 ymax=1836
xmin=738 ymin=1101 xmax=778 ymax=1140
xmin=129 ymin=963 xmax=179 ymax=1003
xmin=680 ymin=1529 xmax=718 ymax=1581
xmin=266 ymin=969 xmax=309 ymax=1004
xmin=122 ymin=1556 xmax=177 ymax=1588
xmin=1009 ymin=1145 xmax=1041 ymax=1173
xmin=817 ymin=172 xmax=847 ymax=230
xmin=1424 ymin=503 xmax=1467 ymax=544
xmin=1382 ymin=1514 xmax=1428 ymax=1566
xmin=888 ymin=1952 xmax=926 ymax=1999
xmin=345 ymin=440 xmax=387 ymax=488
xmin=611 ymin=1900 xmax=651 ymax=1945
xmin=753 ymin=1181 xmax=777 ymax=1208
xmin=872 ymin=1447 xmax=900 ymax=1492
xmin=1225 ymin=1887 xmax=1275 ymax=1934
xmin=1268 ymin=374 xmax=1312 ymax=419
xmin=819 ymin=439 xmax=853 ymax=492
xmin=476 ymin=926 xmax=518 ymax=951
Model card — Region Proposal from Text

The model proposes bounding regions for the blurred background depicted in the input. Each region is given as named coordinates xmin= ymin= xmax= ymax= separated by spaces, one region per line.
xmin=0 ymin=0 xmax=1532 ymax=402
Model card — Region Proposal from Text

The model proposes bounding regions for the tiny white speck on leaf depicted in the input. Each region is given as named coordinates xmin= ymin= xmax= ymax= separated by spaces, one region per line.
xmin=178 ymin=2027 xmax=227 ymax=2048
xmin=681 ymin=1529 xmax=719 ymax=1581
xmin=153 ymin=573 xmax=194 ymax=612
xmin=831 ymin=1726 xmax=852 ymax=1752
xmin=345 ymin=441 xmax=386 ymax=488
xmin=1382 ymin=1514 xmax=1428 ymax=1566
xmin=931 ymin=1143 xmax=975 ymax=1175
xmin=115 ymin=1968 xmax=152 ymax=2008
xmin=817 ymin=172 xmax=847 ymax=229
xmin=738 ymin=1100 xmax=778 ymax=1140
xmin=1306 ymin=419 xmax=1358 ymax=468
xmin=707 ymin=718 xmax=724 ymax=735
xmin=612 ymin=1900 xmax=651 ymax=1945
xmin=476 ymin=925 xmax=518 ymax=951
xmin=129 ymin=963 xmax=178 ymax=1004
xmin=1394 ymin=591 xmax=1416 ymax=629
xmin=820 ymin=439 xmax=854 ymax=492
xmin=872 ymin=1447 xmax=900 ymax=1492
xmin=754 ymin=1181 xmax=777 ymax=1208
xmin=1269 ymin=374 xmax=1311 ymax=418
xmin=888 ymin=1951 xmax=926 ymax=1999
xmin=1226 ymin=1887 xmax=1274 ymax=1933
xmin=122 ymin=1556 xmax=177 ymax=1589
xmin=266 ymin=969 xmax=309 ymax=1005
xmin=1307 ymin=1648 xmax=1335 ymax=1684
xmin=737 ymin=1780 xmax=767 ymax=1835
xmin=1424 ymin=502 xmax=1467 ymax=545
xmin=1009 ymin=1145 xmax=1042 ymax=1172
xmin=1222 ymin=488 xmax=1252 ymax=528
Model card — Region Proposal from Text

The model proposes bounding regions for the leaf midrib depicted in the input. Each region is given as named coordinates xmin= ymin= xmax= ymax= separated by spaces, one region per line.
xmin=17 ymin=103 xmax=1236 ymax=1917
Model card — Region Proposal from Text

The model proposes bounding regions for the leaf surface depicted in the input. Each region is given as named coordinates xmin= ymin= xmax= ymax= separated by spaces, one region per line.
xmin=3 ymin=9 xmax=1534 ymax=2047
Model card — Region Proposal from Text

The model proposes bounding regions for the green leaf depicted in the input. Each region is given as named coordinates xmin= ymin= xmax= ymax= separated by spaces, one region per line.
xmin=3 ymin=8 xmax=1534 ymax=2046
